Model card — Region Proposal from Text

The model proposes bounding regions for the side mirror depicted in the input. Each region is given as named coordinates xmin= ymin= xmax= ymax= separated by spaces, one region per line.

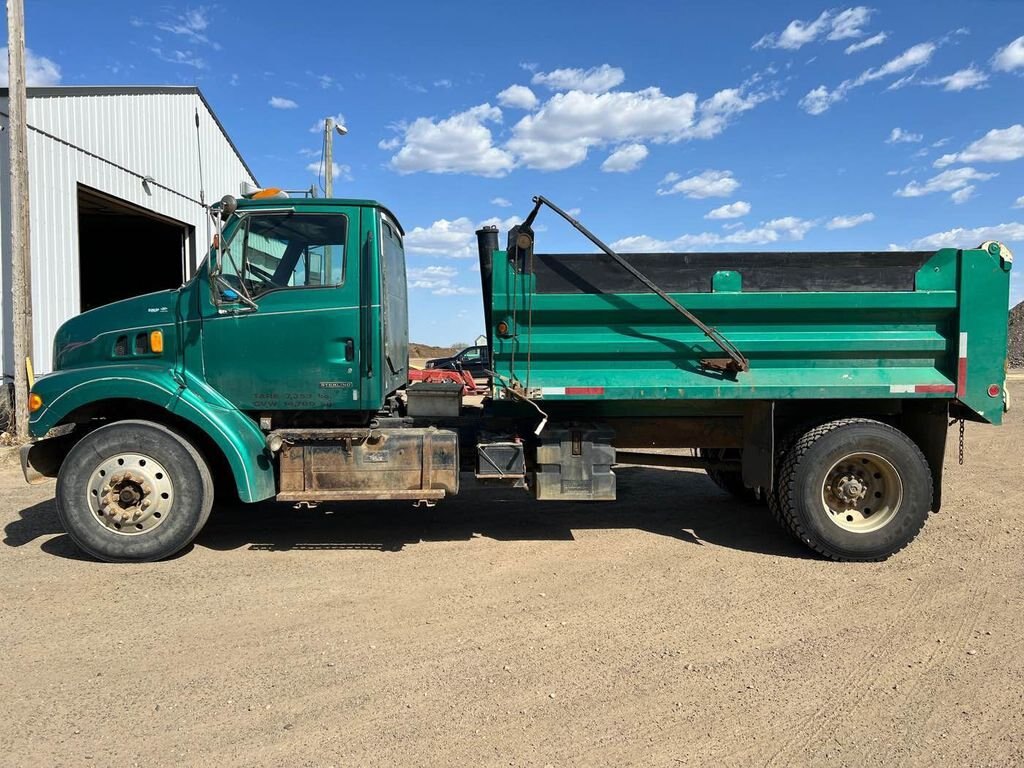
xmin=219 ymin=194 xmax=238 ymax=221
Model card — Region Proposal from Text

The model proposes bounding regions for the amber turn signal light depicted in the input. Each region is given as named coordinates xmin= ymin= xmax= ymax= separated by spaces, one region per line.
xmin=28 ymin=393 xmax=43 ymax=413
xmin=496 ymin=321 xmax=510 ymax=337
xmin=149 ymin=330 xmax=164 ymax=354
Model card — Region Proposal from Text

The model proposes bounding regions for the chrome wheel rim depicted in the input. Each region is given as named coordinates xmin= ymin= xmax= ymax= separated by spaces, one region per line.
xmin=820 ymin=452 xmax=902 ymax=533
xmin=86 ymin=453 xmax=174 ymax=535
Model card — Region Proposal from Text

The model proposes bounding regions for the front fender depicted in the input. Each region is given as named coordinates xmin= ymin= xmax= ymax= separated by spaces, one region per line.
xmin=29 ymin=366 xmax=275 ymax=503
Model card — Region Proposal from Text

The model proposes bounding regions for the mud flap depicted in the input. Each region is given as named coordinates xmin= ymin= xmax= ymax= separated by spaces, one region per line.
xmin=21 ymin=431 xmax=79 ymax=484
xmin=742 ymin=401 xmax=774 ymax=492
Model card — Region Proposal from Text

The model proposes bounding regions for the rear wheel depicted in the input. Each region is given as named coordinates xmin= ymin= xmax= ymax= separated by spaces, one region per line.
xmin=699 ymin=448 xmax=764 ymax=505
xmin=768 ymin=419 xmax=932 ymax=561
xmin=56 ymin=420 xmax=214 ymax=562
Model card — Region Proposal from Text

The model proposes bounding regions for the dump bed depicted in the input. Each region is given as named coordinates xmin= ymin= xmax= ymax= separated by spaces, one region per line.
xmin=487 ymin=242 xmax=1013 ymax=425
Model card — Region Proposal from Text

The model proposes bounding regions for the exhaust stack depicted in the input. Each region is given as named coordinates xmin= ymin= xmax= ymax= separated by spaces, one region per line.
xmin=476 ymin=225 xmax=500 ymax=350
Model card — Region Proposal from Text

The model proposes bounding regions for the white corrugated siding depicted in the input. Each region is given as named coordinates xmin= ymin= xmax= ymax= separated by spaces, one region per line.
xmin=0 ymin=88 xmax=256 ymax=374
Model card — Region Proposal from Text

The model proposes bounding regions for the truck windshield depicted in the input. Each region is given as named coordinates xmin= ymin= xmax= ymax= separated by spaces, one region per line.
xmin=221 ymin=213 xmax=347 ymax=298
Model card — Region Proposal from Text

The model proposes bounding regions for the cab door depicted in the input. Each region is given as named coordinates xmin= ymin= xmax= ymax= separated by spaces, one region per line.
xmin=200 ymin=206 xmax=367 ymax=412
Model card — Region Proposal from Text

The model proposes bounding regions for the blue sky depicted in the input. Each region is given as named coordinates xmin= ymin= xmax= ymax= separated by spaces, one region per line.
xmin=10 ymin=0 xmax=1024 ymax=345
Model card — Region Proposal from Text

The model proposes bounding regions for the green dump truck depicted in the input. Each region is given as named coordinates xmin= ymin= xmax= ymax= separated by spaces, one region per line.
xmin=21 ymin=193 xmax=1013 ymax=563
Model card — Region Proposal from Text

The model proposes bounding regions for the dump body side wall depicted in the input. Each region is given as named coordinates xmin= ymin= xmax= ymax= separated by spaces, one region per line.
xmin=488 ymin=246 xmax=1011 ymax=425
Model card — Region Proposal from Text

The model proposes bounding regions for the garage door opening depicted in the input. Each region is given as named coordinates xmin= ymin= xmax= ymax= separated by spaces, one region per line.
xmin=77 ymin=186 xmax=192 ymax=312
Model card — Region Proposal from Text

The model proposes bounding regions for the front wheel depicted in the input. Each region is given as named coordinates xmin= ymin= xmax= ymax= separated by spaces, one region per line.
xmin=56 ymin=420 xmax=214 ymax=562
xmin=769 ymin=419 xmax=932 ymax=561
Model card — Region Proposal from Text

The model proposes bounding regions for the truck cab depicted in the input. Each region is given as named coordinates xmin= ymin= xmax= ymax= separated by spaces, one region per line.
xmin=24 ymin=194 xmax=446 ymax=561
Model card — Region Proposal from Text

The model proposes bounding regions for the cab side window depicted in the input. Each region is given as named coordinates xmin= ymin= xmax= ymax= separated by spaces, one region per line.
xmin=222 ymin=213 xmax=347 ymax=298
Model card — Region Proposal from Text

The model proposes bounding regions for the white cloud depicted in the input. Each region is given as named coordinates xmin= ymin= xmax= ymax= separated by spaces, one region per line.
xmin=305 ymin=161 xmax=351 ymax=181
xmin=827 ymin=7 xmax=874 ymax=40
xmin=408 ymin=265 xmax=473 ymax=295
xmin=902 ymin=222 xmax=1024 ymax=250
xmin=705 ymin=201 xmax=751 ymax=220
xmin=406 ymin=218 xmax=479 ymax=257
xmin=0 ymin=47 xmax=61 ymax=86
xmin=531 ymin=64 xmax=625 ymax=94
xmin=951 ymin=186 xmax=975 ymax=204
xmin=507 ymin=82 xmax=775 ymax=171
xmin=992 ymin=35 xmax=1024 ymax=72
xmin=754 ymin=7 xmax=874 ymax=50
xmin=894 ymin=167 xmax=997 ymax=198
xmin=387 ymin=104 xmax=515 ymax=177
xmin=506 ymin=87 xmax=697 ymax=171
xmin=491 ymin=197 xmax=512 ymax=207
xmin=922 ymin=65 xmax=989 ymax=91
xmin=845 ymin=32 xmax=887 ymax=54
xmin=887 ymin=127 xmax=923 ymax=144
xmin=933 ymin=125 xmax=1024 ymax=167
xmin=754 ymin=10 xmax=833 ymax=50
xmin=156 ymin=7 xmax=213 ymax=46
xmin=269 ymin=96 xmax=298 ymax=109
xmin=801 ymin=41 xmax=937 ymax=114
xmin=869 ymin=41 xmax=939 ymax=79
xmin=1014 ymin=196 xmax=1024 ymax=209
xmin=310 ymin=113 xmax=347 ymax=133
xmin=497 ymin=84 xmax=538 ymax=110
xmin=410 ymin=265 xmax=458 ymax=279
xmin=386 ymin=70 xmax=777 ymax=175
xmin=690 ymin=87 xmax=775 ymax=139
xmin=612 ymin=216 xmax=816 ymax=252
xmin=658 ymin=170 xmax=740 ymax=199
xmin=148 ymin=47 xmax=205 ymax=69
xmin=601 ymin=143 xmax=648 ymax=172
xmin=826 ymin=212 xmax=875 ymax=229
xmin=405 ymin=216 xmax=521 ymax=258
xmin=799 ymin=86 xmax=836 ymax=116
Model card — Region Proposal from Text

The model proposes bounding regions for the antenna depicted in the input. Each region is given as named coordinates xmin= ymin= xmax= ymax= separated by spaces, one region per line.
xmin=194 ymin=106 xmax=211 ymax=263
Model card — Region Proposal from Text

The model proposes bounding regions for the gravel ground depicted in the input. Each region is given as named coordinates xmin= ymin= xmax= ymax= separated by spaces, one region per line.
xmin=1 ymin=383 xmax=1022 ymax=767
xmin=1009 ymin=302 xmax=1023 ymax=368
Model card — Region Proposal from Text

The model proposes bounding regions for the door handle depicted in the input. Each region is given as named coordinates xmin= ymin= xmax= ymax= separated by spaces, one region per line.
xmin=344 ymin=338 xmax=355 ymax=362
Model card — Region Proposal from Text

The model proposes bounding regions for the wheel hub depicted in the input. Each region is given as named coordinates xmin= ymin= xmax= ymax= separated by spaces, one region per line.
xmin=821 ymin=452 xmax=903 ymax=534
xmin=835 ymin=475 xmax=867 ymax=503
xmin=87 ymin=454 xmax=174 ymax=535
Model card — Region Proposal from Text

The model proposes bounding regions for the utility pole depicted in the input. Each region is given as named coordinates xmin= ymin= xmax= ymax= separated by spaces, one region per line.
xmin=6 ymin=0 xmax=33 ymax=440
xmin=323 ymin=116 xmax=334 ymax=198
xmin=322 ymin=116 xmax=347 ymax=198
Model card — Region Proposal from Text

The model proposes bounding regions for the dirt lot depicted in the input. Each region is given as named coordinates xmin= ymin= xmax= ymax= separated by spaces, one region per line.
xmin=2 ymin=383 xmax=1023 ymax=767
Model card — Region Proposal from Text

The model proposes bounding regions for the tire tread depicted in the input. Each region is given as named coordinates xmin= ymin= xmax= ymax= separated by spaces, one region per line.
xmin=767 ymin=418 xmax=932 ymax=562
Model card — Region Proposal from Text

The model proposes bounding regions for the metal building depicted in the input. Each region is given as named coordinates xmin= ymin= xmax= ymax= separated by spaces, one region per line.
xmin=0 ymin=85 xmax=257 ymax=375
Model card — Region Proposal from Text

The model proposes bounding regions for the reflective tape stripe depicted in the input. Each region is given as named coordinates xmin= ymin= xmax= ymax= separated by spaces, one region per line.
xmin=890 ymin=384 xmax=956 ymax=394
xmin=957 ymin=332 xmax=968 ymax=396
xmin=539 ymin=386 xmax=604 ymax=396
